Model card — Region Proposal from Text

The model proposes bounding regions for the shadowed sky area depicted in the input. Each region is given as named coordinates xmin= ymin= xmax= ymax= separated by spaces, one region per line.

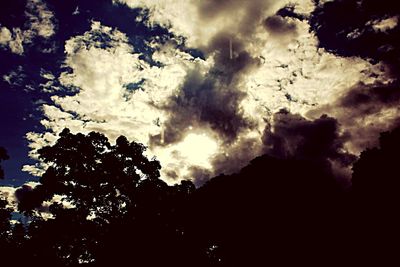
xmin=0 ymin=87 xmax=36 ymax=185
xmin=1 ymin=0 xmax=400 ymax=187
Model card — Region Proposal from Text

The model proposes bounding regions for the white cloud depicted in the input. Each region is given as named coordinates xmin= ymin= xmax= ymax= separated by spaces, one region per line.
xmin=0 ymin=186 xmax=17 ymax=208
xmin=370 ymin=16 xmax=399 ymax=33
xmin=9 ymin=28 xmax=25 ymax=55
xmin=152 ymin=129 xmax=220 ymax=181
xmin=0 ymin=27 xmax=12 ymax=45
xmin=0 ymin=26 xmax=24 ymax=55
xmin=0 ymin=0 xmax=55 ymax=55
xmin=25 ymin=0 xmax=56 ymax=39
xmin=244 ymin=19 xmax=371 ymax=117
xmin=115 ymin=0 xmax=311 ymax=48
xmin=2 ymin=65 xmax=26 ymax=87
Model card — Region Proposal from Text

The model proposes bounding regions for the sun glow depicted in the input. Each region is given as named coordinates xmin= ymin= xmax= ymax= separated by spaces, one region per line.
xmin=176 ymin=132 xmax=218 ymax=167
xmin=151 ymin=131 xmax=219 ymax=182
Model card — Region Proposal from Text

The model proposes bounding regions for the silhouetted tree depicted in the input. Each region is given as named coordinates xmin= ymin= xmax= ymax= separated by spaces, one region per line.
xmin=17 ymin=129 xmax=195 ymax=266
xmin=0 ymin=147 xmax=15 ymax=265
xmin=0 ymin=196 xmax=11 ymax=246
xmin=0 ymin=147 xmax=10 ymax=236
xmin=184 ymin=155 xmax=344 ymax=266
xmin=0 ymin=197 xmax=14 ymax=266
xmin=352 ymin=126 xmax=400 ymax=203
xmin=350 ymin=126 xmax=400 ymax=265
xmin=19 ymin=128 xmax=160 ymax=215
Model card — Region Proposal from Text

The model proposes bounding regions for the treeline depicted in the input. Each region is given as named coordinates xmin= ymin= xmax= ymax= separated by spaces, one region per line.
xmin=1 ymin=127 xmax=400 ymax=266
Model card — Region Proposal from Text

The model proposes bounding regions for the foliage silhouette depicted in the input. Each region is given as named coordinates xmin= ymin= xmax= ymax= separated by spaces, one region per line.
xmin=349 ymin=126 xmax=400 ymax=265
xmin=0 ymin=147 xmax=10 ymax=237
xmin=184 ymin=155 xmax=344 ymax=266
xmin=15 ymin=129 xmax=195 ymax=266
xmin=0 ymin=147 xmax=18 ymax=266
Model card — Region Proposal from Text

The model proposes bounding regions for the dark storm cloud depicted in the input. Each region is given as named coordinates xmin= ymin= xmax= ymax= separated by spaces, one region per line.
xmin=262 ymin=110 xmax=356 ymax=167
xmin=263 ymin=15 xmax=298 ymax=35
xmin=152 ymin=33 xmax=261 ymax=147
xmin=308 ymin=79 xmax=400 ymax=123
xmin=339 ymin=81 xmax=400 ymax=116
xmin=207 ymin=33 xmax=261 ymax=77
xmin=151 ymin=61 xmax=258 ymax=147
xmin=276 ymin=4 xmax=308 ymax=21
xmin=307 ymin=80 xmax=400 ymax=152
xmin=309 ymin=0 xmax=400 ymax=153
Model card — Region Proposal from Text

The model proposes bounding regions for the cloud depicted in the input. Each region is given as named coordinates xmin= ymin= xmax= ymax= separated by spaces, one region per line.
xmin=0 ymin=181 xmax=73 ymax=219
xmin=24 ymin=0 xmax=397 ymax=186
xmin=263 ymin=110 xmax=355 ymax=163
xmin=2 ymin=65 xmax=27 ymax=87
xmin=152 ymin=49 xmax=259 ymax=146
xmin=24 ymin=21 xmax=207 ymax=183
xmin=0 ymin=186 xmax=17 ymax=208
xmin=261 ymin=110 xmax=357 ymax=185
xmin=307 ymin=80 xmax=400 ymax=154
xmin=25 ymin=0 xmax=56 ymax=39
xmin=210 ymin=134 xmax=264 ymax=179
xmin=8 ymin=28 xmax=25 ymax=55
xmin=310 ymin=0 xmax=400 ymax=73
xmin=370 ymin=16 xmax=399 ymax=33
xmin=0 ymin=181 xmax=39 ymax=210
xmin=0 ymin=27 xmax=12 ymax=45
xmin=308 ymin=0 xmax=400 ymax=155
xmin=117 ymin=0 xmax=315 ymax=47
xmin=0 ymin=0 xmax=55 ymax=55
xmin=117 ymin=0 xmax=280 ymax=49
xmin=263 ymin=15 xmax=298 ymax=35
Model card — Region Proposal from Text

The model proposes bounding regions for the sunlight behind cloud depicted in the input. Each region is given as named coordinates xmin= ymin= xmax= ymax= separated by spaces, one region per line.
xmin=151 ymin=131 xmax=219 ymax=183
xmin=177 ymin=132 xmax=218 ymax=168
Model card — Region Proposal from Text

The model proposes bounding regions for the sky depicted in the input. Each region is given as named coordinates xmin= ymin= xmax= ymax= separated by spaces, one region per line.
xmin=0 ymin=0 xmax=399 ymax=190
